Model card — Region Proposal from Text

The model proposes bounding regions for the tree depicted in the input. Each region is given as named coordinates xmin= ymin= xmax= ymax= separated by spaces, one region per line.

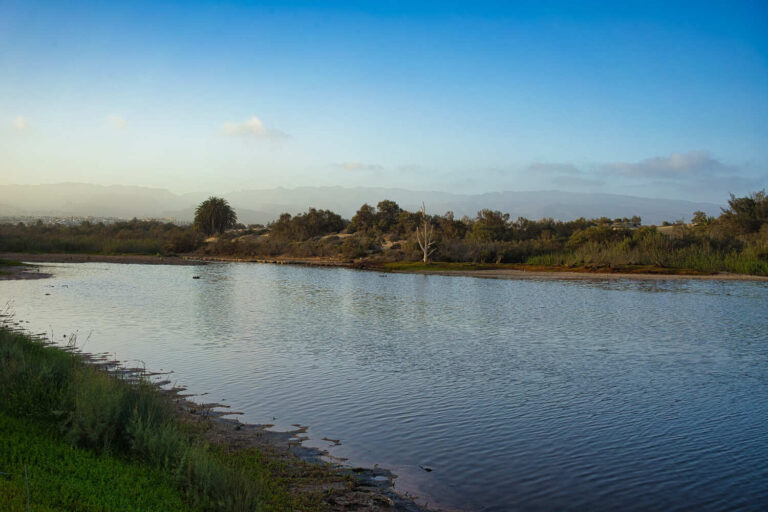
xmin=720 ymin=190 xmax=768 ymax=234
xmin=375 ymin=200 xmax=402 ymax=233
xmin=471 ymin=209 xmax=510 ymax=241
xmin=691 ymin=211 xmax=713 ymax=226
xmin=194 ymin=197 xmax=237 ymax=236
xmin=416 ymin=202 xmax=436 ymax=263
xmin=269 ymin=208 xmax=346 ymax=240
xmin=348 ymin=203 xmax=377 ymax=233
xmin=437 ymin=211 xmax=467 ymax=239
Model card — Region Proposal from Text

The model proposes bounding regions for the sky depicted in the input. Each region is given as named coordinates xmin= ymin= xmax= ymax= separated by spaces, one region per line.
xmin=1 ymin=0 xmax=766 ymax=202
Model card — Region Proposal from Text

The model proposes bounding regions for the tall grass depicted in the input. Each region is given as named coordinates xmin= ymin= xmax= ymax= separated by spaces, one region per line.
xmin=0 ymin=327 xmax=262 ymax=511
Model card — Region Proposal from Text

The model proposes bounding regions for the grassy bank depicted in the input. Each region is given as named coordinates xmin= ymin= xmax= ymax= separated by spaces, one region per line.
xmin=0 ymin=327 xmax=347 ymax=512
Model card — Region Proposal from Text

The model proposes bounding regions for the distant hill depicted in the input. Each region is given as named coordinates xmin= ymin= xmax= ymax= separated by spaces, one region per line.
xmin=0 ymin=183 xmax=192 ymax=220
xmin=0 ymin=183 xmax=722 ymax=225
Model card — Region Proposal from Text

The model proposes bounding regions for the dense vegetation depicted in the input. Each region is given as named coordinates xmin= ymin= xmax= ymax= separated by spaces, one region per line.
xmin=0 ymin=327 xmax=345 ymax=511
xmin=0 ymin=218 xmax=200 ymax=255
xmin=203 ymin=191 xmax=768 ymax=275
xmin=1 ymin=190 xmax=766 ymax=275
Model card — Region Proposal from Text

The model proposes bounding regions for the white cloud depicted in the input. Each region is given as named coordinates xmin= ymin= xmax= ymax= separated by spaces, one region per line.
xmin=334 ymin=161 xmax=384 ymax=172
xmin=13 ymin=116 xmax=28 ymax=131
xmin=601 ymin=151 xmax=735 ymax=178
xmin=107 ymin=115 xmax=128 ymax=129
xmin=221 ymin=116 xmax=288 ymax=139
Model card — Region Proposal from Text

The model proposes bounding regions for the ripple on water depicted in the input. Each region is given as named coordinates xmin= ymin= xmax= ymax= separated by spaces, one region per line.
xmin=3 ymin=262 xmax=768 ymax=511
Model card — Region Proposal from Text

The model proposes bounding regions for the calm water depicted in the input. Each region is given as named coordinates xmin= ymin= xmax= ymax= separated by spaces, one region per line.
xmin=2 ymin=262 xmax=768 ymax=511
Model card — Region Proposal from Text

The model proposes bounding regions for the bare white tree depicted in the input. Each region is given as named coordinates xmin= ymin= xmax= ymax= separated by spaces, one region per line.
xmin=416 ymin=202 xmax=436 ymax=263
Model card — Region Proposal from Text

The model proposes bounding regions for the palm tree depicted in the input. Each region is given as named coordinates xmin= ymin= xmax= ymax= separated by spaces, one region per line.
xmin=194 ymin=197 xmax=238 ymax=236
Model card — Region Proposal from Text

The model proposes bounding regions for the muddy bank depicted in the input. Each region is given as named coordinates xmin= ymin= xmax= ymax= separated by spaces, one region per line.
xmin=194 ymin=255 xmax=768 ymax=281
xmin=191 ymin=254 xmax=356 ymax=267
xmin=0 ymin=252 xmax=205 ymax=266
xmin=0 ymin=261 xmax=52 ymax=280
xmin=396 ymin=268 xmax=768 ymax=282
xmin=189 ymin=412 xmax=430 ymax=511
xmin=155 ymin=388 xmax=431 ymax=511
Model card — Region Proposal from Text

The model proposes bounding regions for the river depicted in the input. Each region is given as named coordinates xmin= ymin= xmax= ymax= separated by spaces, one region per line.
xmin=2 ymin=262 xmax=767 ymax=511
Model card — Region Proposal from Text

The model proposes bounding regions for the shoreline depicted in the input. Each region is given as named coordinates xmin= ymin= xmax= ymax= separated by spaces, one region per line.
xmin=4 ymin=251 xmax=767 ymax=282
xmin=158 ymin=381 xmax=432 ymax=511
xmin=4 ymin=253 xmax=764 ymax=509
xmin=0 ymin=252 xmax=205 ymax=265
xmin=0 ymin=255 xmax=445 ymax=509
xmin=0 ymin=260 xmax=53 ymax=280
xmin=0 ymin=322 xmax=434 ymax=512
xmin=392 ymin=267 xmax=768 ymax=281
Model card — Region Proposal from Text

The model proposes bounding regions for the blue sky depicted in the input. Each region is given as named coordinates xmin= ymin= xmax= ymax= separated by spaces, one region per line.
xmin=1 ymin=0 xmax=766 ymax=202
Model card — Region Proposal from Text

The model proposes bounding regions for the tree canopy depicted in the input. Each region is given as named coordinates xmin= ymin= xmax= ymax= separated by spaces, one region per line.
xmin=194 ymin=197 xmax=238 ymax=236
xmin=721 ymin=190 xmax=768 ymax=234
xmin=269 ymin=208 xmax=347 ymax=240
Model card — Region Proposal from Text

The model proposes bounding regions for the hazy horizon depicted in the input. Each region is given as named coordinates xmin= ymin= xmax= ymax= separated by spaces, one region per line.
xmin=0 ymin=179 xmax=740 ymax=201
xmin=2 ymin=1 xmax=766 ymax=203
xmin=0 ymin=181 xmax=725 ymax=226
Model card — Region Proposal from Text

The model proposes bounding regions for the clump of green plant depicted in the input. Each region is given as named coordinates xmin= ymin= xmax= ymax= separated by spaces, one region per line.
xmin=0 ymin=327 xmax=261 ymax=511
xmin=0 ymin=413 xmax=189 ymax=511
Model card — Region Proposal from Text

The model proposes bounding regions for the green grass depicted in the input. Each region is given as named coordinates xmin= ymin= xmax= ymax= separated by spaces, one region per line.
xmin=0 ymin=327 xmax=259 ymax=510
xmin=0 ymin=414 xmax=189 ymax=512
xmin=0 ymin=326 xmax=343 ymax=512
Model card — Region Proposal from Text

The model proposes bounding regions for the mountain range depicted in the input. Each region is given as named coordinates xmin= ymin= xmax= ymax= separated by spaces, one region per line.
xmin=0 ymin=183 xmax=722 ymax=226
